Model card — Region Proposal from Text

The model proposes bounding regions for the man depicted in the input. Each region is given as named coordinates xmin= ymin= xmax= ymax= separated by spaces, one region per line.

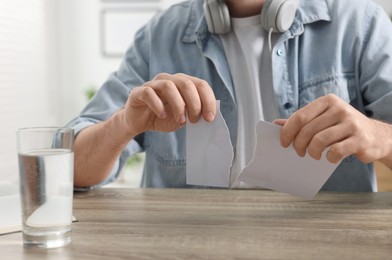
xmin=67 ymin=0 xmax=392 ymax=191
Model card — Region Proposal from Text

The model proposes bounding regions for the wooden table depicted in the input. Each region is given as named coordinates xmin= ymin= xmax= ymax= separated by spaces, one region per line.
xmin=1 ymin=188 xmax=392 ymax=259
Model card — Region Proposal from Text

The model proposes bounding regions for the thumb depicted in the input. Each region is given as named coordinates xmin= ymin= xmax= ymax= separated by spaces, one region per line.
xmin=272 ymin=119 xmax=287 ymax=126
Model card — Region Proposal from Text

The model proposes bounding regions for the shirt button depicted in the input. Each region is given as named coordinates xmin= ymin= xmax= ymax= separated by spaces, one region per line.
xmin=284 ymin=102 xmax=292 ymax=109
xmin=277 ymin=49 xmax=283 ymax=56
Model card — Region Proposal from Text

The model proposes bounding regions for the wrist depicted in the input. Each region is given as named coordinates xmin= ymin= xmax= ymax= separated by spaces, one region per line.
xmin=375 ymin=120 xmax=392 ymax=169
xmin=105 ymin=109 xmax=138 ymax=146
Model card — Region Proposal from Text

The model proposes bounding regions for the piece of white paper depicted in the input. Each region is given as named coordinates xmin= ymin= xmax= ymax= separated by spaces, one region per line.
xmin=237 ymin=121 xmax=340 ymax=199
xmin=0 ymin=195 xmax=22 ymax=235
xmin=186 ymin=104 xmax=340 ymax=199
xmin=186 ymin=101 xmax=234 ymax=187
xmin=0 ymin=182 xmax=22 ymax=235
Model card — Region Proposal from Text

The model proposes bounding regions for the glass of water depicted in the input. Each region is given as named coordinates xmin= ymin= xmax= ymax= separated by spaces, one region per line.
xmin=16 ymin=127 xmax=74 ymax=248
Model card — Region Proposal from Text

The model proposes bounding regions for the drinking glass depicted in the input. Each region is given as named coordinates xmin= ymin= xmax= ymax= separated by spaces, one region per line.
xmin=17 ymin=127 xmax=74 ymax=248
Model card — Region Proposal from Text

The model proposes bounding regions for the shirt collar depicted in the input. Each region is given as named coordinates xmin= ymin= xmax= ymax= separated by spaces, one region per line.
xmin=297 ymin=0 xmax=331 ymax=25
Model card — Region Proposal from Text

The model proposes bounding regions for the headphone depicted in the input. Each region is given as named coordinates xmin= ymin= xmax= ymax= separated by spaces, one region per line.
xmin=203 ymin=0 xmax=299 ymax=34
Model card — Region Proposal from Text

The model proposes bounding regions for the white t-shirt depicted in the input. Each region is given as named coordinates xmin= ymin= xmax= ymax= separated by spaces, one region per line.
xmin=220 ymin=15 xmax=278 ymax=187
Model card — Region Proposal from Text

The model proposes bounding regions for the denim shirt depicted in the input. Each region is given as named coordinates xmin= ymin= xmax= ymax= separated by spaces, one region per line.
xmin=67 ymin=0 xmax=392 ymax=191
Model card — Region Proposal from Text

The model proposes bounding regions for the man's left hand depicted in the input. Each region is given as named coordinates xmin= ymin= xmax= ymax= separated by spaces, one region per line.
xmin=274 ymin=94 xmax=392 ymax=165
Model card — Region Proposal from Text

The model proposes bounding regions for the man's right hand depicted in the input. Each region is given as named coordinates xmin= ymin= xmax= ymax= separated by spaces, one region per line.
xmin=122 ymin=73 xmax=217 ymax=135
xmin=73 ymin=73 xmax=216 ymax=188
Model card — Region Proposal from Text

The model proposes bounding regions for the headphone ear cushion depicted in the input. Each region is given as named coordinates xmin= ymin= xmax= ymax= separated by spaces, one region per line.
xmin=261 ymin=0 xmax=299 ymax=33
xmin=203 ymin=0 xmax=215 ymax=33
xmin=203 ymin=0 xmax=231 ymax=34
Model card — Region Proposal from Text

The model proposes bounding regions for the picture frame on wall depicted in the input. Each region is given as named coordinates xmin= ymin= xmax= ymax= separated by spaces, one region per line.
xmin=101 ymin=0 xmax=159 ymax=2
xmin=100 ymin=7 xmax=160 ymax=57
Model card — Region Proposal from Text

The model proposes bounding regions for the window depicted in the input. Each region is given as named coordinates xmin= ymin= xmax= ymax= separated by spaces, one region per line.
xmin=0 ymin=0 xmax=56 ymax=185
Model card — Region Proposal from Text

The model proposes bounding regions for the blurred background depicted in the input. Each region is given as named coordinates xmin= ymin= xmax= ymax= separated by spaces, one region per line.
xmin=1 ymin=0 xmax=391 ymax=188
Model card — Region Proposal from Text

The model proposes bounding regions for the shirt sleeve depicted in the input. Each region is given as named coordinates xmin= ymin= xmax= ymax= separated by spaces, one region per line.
xmin=66 ymin=22 xmax=153 ymax=190
xmin=359 ymin=2 xmax=392 ymax=122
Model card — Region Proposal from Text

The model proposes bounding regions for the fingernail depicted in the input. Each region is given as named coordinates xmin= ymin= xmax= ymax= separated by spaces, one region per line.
xmin=205 ymin=112 xmax=215 ymax=122
xmin=179 ymin=114 xmax=186 ymax=124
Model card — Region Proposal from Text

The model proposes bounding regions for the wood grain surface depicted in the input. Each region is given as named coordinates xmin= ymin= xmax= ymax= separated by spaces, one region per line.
xmin=1 ymin=188 xmax=392 ymax=259
xmin=376 ymin=161 xmax=392 ymax=191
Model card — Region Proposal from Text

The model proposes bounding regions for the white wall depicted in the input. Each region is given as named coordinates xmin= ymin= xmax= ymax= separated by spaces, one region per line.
xmin=0 ymin=0 xmax=56 ymax=184
xmin=374 ymin=0 xmax=392 ymax=14
xmin=53 ymin=0 xmax=184 ymax=125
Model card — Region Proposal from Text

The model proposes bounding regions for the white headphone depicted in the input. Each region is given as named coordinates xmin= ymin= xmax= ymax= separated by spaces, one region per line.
xmin=203 ymin=0 xmax=299 ymax=34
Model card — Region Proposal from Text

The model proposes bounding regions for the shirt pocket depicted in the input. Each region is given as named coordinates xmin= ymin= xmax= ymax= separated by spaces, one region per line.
xmin=298 ymin=73 xmax=357 ymax=108
xmin=144 ymin=129 xmax=186 ymax=166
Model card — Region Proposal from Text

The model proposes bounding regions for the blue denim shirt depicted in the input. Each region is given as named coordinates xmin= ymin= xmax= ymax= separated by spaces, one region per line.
xmin=67 ymin=0 xmax=392 ymax=191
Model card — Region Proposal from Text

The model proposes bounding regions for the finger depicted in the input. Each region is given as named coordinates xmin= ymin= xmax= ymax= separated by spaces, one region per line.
xmin=193 ymin=77 xmax=216 ymax=122
xmin=130 ymin=86 xmax=167 ymax=119
xmin=156 ymin=73 xmax=202 ymax=123
xmin=146 ymin=79 xmax=186 ymax=124
xmin=273 ymin=119 xmax=287 ymax=126
xmin=157 ymin=80 xmax=187 ymax=124
xmin=175 ymin=74 xmax=216 ymax=122
xmin=292 ymin=110 xmax=340 ymax=157
xmin=307 ymin=124 xmax=349 ymax=160
xmin=327 ymin=125 xmax=382 ymax=164
xmin=326 ymin=137 xmax=360 ymax=163
xmin=153 ymin=73 xmax=216 ymax=123
xmin=281 ymin=95 xmax=330 ymax=147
